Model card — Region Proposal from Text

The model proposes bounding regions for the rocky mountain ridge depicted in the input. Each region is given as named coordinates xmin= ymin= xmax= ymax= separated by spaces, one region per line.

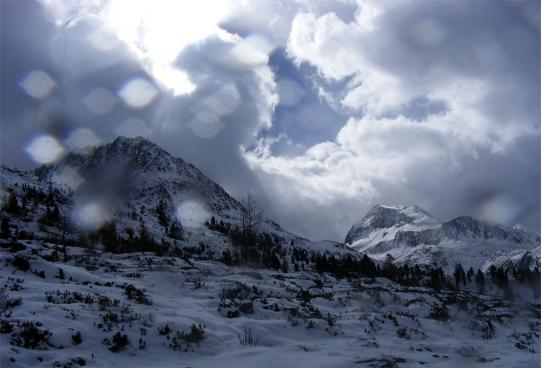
xmin=345 ymin=205 xmax=541 ymax=271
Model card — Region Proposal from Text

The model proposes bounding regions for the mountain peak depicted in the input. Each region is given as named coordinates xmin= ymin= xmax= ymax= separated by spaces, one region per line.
xmin=364 ymin=204 xmax=438 ymax=229
xmin=344 ymin=204 xmax=440 ymax=244
xmin=33 ymin=135 xmax=180 ymax=182
xmin=112 ymin=135 xmax=153 ymax=146
xmin=344 ymin=203 xmax=541 ymax=271
xmin=109 ymin=135 xmax=170 ymax=157
xmin=30 ymin=136 xmax=243 ymax=221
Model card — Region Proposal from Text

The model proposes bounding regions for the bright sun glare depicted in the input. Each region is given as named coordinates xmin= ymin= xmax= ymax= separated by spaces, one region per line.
xmin=45 ymin=0 xmax=233 ymax=95
xmin=104 ymin=0 xmax=231 ymax=95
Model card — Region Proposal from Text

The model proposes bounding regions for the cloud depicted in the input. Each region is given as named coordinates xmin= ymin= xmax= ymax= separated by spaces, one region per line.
xmin=245 ymin=0 xmax=541 ymax=239
xmin=1 ymin=0 xmax=539 ymax=242
xmin=1 ymin=1 xmax=277 ymax=177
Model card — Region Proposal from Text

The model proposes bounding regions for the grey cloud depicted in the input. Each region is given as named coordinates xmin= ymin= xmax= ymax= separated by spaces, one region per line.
xmin=365 ymin=1 xmax=540 ymax=126
xmin=1 ymin=1 xmax=274 ymax=207
xmin=1 ymin=0 xmax=539 ymax=243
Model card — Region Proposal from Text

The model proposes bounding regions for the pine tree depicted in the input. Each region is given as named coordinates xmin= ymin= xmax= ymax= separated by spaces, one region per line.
xmin=360 ymin=254 xmax=377 ymax=278
xmin=46 ymin=187 xmax=54 ymax=204
xmin=20 ymin=197 xmax=28 ymax=215
xmin=494 ymin=267 xmax=508 ymax=289
xmin=6 ymin=192 xmax=19 ymax=214
xmin=382 ymin=254 xmax=397 ymax=279
xmin=156 ymin=200 xmax=169 ymax=228
xmin=429 ymin=267 xmax=444 ymax=292
xmin=527 ymin=268 xmax=541 ymax=298
xmin=281 ymin=259 xmax=289 ymax=273
xmin=51 ymin=206 xmax=60 ymax=223
xmin=466 ymin=267 xmax=474 ymax=283
xmin=169 ymin=221 xmax=184 ymax=240
xmin=1 ymin=217 xmax=9 ymax=239
xmin=475 ymin=270 xmax=485 ymax=294
xmin=454 ymin=263 xmax=466 ymax=288
xmin=102 ymin=222 xmax=118 ymax=253
xmin=137 ymin=220 xmax=153 ymax=252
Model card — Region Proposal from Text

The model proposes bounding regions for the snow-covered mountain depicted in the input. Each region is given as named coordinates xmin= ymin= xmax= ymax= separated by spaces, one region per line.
xmin=35 ymin=135 xmax=242 ymax=218
xmin=0 ymin=136 xmax=343 ymax=254
xmin=2 ymin=137 xmax=539 ymax=270
xmin=345 ymin=205 xmax=541 ymax=271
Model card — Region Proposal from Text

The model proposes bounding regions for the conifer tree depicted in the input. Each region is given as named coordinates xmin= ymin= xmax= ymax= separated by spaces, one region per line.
xmin=6 ymin=192 xmax=19 ymax=214
xmin=156 ymin=200 xmax=169 ymax=227
xmin=1 ymin=217 xmax=9 ymax=239
xmin=475 ymin=270 xmax=486 ymax=294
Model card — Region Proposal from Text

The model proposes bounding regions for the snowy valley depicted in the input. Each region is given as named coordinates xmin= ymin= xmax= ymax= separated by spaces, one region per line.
xmin=1 ymin=137 xmax=540 ymax=368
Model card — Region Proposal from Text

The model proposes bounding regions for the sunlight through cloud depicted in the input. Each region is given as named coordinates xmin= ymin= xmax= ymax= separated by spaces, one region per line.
xmin=88 ymin=0 xmax=231 ymax=95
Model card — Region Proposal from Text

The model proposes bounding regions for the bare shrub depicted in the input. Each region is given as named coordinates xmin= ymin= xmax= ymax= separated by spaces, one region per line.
xmin=238 ymin=325 xmax=258 ymax=347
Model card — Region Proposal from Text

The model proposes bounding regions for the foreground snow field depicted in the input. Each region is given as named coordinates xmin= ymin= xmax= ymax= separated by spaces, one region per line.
xmin=1 ymin=241 xmax=540 ymax=368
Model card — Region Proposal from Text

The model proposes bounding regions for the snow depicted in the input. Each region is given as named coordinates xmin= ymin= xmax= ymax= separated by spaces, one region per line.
xmin=1 ymin=242 xmax=540 ymax=368
xmin=1 ymin=137 xmax=540 ymax=367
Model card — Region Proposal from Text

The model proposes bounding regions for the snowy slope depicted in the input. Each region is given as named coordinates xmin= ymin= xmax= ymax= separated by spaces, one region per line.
xmin=345 ymin=205 xmax=541 ymax=271
xmin=1 ymin=241 xmax=539 ymax=368
xmin=487 ymin=246 xmax=541 ymax=272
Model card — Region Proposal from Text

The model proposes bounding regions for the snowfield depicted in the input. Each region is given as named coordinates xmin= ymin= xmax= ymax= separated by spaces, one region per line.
xmin=1 ymin=241 xmax=540 ymax=368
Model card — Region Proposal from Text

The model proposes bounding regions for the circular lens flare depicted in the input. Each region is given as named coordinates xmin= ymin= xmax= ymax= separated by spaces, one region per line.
xmin=25 ymin=135 xmax=65 ymax=164
xmin=118 ymin=78 xmax=159 ymax=108
xmin=175 ymin=201 xmax=209 ymax=228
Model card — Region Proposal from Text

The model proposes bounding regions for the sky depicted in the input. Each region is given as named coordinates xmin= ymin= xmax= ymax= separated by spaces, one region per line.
xmin=1 ymin=0 xmax=540 ymax=241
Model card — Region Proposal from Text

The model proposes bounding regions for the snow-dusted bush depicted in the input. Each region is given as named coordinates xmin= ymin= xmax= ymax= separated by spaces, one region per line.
xmin=45 ymin=290 xmax=94 ymax=304
xmin=11 ymin=256 xmax=30 ymax=271
xmin=0 ymin=287 xmax=21 ymax=319
xmin=10 ymin=321 xmax=52 ymax=349
xmin=71 ymin=331 xmax=82 ymax=345
xmin=104 ymin=332 xmax=129 ymax=352
xmin=218 ymin=283 xmax=258 ymax=318
xmin=167 ymin=324 xmax=206 ymax=351
xmin=123 ymin=284 xmax=152 ymax=305
xmin=180 ymin=324 xmax=206 ymax=344
xmin=428 ymin=303 xmax=450 ymax=321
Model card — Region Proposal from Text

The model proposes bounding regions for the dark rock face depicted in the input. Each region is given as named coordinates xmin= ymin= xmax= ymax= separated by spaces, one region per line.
xmin=442 ymin=216 xmax=540 ymax=243
xmin=33 ymin=136 xmax=241 ymax=215
xmin=394 ymin=229 xmax=441 ymax=247
xmin=364 ymin=205 xmax=416 ymax=229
